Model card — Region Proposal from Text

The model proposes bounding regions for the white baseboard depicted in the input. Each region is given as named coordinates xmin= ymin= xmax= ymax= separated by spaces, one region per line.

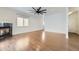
xmin=45 ymin=29 xmax=66 ymax=34
xmin=45 ymin=29 xmax=68 ymax=39
xmin=13 ymin=28 xmax=43 ymax=35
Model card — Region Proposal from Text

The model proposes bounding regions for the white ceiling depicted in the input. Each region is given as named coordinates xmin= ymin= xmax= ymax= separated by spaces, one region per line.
xmin=10 ymin=7 xmax=65 ymax=15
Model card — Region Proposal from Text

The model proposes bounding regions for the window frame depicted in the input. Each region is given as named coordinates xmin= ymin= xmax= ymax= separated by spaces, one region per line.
xmin=17 ymin=17 xmax=29 ymax=27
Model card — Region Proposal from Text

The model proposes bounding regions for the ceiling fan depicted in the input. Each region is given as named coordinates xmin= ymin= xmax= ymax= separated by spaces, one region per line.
xmin=30 ymin=7 xmax=47 ymax=15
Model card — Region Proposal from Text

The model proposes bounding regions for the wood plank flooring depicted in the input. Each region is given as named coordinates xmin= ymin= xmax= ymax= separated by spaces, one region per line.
xmin=0 ymin=30 xmax=68 ymax=51
xmin=0 ymin=30 xmax=79 ymax=51
xmin=68 ymin=32 xmax=79 ymax=51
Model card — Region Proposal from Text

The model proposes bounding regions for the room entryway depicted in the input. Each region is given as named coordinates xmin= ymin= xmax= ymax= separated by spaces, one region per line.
xmin=68 ymin=7 xmax=79 ymax=50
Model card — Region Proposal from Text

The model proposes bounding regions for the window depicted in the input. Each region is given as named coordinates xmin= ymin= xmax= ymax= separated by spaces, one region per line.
xmin=17 ymin=17 xmax=29 ymax=27
xmin=17 ymin=17 xmax=23 ymax=26
xmin=24 ymin=18 xmax=29 ymax=26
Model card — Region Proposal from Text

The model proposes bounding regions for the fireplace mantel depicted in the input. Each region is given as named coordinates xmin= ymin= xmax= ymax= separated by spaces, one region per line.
xmin=0 ymin=23 xmax=12 ymax=40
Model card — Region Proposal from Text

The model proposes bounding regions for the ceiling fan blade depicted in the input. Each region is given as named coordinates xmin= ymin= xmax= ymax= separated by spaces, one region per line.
xmin=40 ymin=12 xmax=46 ymax=15
xmin=40 ymin=11 xmax=47 ymax=13
xmin=37 ymin=7 xmax=41 ymax=11
xmin=32 ymin=7 xmax=36 ymax=12
xmin=40 ymin=12 xmax=43 ymax=15
xmin=30 ymin=7 xmax=47 ymax=15
xmin=41 ymin=9 xmax=47 ymax=12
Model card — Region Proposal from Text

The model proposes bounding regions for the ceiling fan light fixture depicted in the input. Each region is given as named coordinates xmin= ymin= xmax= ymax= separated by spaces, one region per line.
xmin=30 ymin=7 xmax=47 ymax=15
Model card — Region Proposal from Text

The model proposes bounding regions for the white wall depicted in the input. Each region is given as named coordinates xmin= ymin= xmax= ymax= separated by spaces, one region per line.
xmin=76 ymin=11 xmax=79 ymax=34
xmin=0 ymin=7 xmax=67 ymax=36
xmin=68 ymin=8 xmax=79 ymax=35
xmin=0 ymin=8 xmax=43 ymax=35
xmin=44 ymin=8 xmax=67 ymax=34
xmin=68 ymin=11 xmax=78 ymax=33
xmin=68 ymin=10 xmax=79 ymax=35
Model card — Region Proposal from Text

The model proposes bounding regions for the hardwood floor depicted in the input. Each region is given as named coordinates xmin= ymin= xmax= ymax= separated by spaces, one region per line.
xmin=0 ymin=30 xmax=68 ymax=51
xmin=0 ymin=30 xmax=79 ymax=51
xmin=68 ymin=32 xmax=79 ymax=51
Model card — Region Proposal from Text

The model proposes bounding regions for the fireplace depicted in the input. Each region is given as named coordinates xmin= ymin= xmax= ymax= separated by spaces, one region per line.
xmin=0 ymin=23 xmax=12 ymax=39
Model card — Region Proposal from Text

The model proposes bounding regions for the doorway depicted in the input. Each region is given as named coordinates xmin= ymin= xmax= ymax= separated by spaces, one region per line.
xmin=68 ymin=7 xmax=79 ymax=50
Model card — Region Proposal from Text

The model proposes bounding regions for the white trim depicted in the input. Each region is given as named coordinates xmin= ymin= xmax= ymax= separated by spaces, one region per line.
xmin=45 ymin=30 xmax=66 ymax=34
xmin=66 ymin=8 xmax=69 ymax=39
xmin=13 ymin=28 xmax=43 ymax=35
